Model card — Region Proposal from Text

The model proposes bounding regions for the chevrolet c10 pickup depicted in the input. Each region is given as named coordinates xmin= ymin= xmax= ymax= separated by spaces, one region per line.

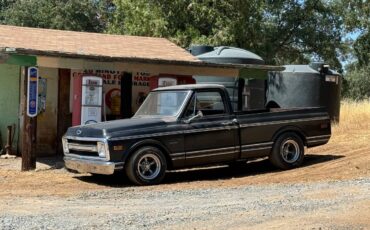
xmin=63 ymin=84 xmax=331 ymax=185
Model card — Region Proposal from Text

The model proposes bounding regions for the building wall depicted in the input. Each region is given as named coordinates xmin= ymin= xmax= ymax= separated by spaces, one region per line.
xmin=0 ymin=64 xmax=20 ymax=153
xmin=36 ymin=67 xmax=59 ymax=156
xmin=70 ymin=68 xmax=154 ymax=119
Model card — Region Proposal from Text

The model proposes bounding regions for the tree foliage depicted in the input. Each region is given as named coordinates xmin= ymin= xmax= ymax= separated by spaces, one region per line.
xmin=1 ymin=0 xmax=368 ymax=99
xmin=335 ymin=0 xmax=370 ymax=100
xmin=1 ymin=0 xmax=111 ymax=32
xmin=1 ymin=0 xmax=360 ymax=68
xmin=336 ymin=0 xmax=369 ymax=67
xmin=342 ymin=65 xmax=370 ymax=100
xmin=107 ymin=0 xmax=344 ymax=67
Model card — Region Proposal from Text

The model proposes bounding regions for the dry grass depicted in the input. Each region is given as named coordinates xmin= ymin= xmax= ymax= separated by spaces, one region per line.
xmin=333 ymin=100 xmax=370 ymax=134
xmin=304 ymin=99 xmax=370 ymax=181
xmin=328 ymin=100 xmax=370 ymax=150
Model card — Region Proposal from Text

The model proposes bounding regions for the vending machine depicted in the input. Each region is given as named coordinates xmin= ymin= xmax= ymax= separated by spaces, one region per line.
xmin=81 ymin=76 xmax=103 ymax=125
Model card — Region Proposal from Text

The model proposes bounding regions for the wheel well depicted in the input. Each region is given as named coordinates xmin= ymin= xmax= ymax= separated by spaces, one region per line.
xmin=273 ymin=129 xmax=307 ymax=146
xmin=266 ymin=100 xmax=280 ymax=109
xmin=126 ymin=142 xmax=173 ymax=169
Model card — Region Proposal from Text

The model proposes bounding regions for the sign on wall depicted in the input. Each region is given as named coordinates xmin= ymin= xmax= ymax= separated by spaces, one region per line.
xmin=158 ymin=77 xmax=177 ymax=87
xmin=38 ymin=77 xmax=47 ymax=113
xmin=71 ymin=69 xmax=152 ymax=114
xmin=27 ymin=67 xmax=39 ymax=117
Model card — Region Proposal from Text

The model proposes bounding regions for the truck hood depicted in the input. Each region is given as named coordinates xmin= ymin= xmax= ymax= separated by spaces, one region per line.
xmin=65 ymin=117 xmax=175 ymax=139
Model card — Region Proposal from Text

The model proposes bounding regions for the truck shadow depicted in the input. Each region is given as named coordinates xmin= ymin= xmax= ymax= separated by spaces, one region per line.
xmin=74 ymin=154 xmax=344 ymax=187
xmin=164 ymin=154 xmax=344 ymax=184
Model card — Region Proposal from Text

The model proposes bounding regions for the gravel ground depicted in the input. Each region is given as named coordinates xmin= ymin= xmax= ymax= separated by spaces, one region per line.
xmin=1 ymin=177 xmax=369 ymax=230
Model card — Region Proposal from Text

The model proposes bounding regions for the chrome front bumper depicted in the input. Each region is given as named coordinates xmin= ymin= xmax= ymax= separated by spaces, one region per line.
xmin=64 ymin=156 xmax=124 ymax=175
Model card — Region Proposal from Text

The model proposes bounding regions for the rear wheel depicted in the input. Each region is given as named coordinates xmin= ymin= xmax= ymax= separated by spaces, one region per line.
xmin=125 ymin=146 xmax=167 ymax=185
xmin=269 ymin=132 xmax=304 ymax=169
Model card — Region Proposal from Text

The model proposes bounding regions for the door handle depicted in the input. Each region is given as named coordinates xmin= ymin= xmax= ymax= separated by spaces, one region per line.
xmin=221 ymin=121 xmax=233 ymax=126
xmin=221 ymin=119 xmax=238 ymax=126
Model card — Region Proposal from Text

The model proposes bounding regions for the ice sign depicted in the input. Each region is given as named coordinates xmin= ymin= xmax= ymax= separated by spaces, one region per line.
xmin=27 ymin=67 xmax=39 ymax=117
xmin=87 ymin=80 xmax=99 ymax=85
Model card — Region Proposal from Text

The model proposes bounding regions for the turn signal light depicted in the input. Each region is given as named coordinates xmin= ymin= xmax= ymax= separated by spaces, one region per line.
xmin=113 ymin=145 xmax=124 ymax=151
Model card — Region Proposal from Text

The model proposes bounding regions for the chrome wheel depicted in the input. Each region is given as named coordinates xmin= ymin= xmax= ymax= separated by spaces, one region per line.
xmin=280 ymin=139 xmax=300 ymax=163
xmin=137 ymin=153 xmax=161 ymax=180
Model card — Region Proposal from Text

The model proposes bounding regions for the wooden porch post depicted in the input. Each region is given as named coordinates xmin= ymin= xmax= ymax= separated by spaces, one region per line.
xmin=21 ymin=67 xmax=37 ymax=171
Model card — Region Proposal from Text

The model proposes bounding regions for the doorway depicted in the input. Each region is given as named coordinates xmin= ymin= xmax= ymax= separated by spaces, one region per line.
xmin=36 ymin=68 xmax=59 ymax=156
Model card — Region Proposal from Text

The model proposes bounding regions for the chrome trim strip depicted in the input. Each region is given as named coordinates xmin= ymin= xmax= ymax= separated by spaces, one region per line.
xmin=110 ymin=126 xmax=237 ymax=141
xmin=184 ymin=126 xmax=238 ymax=134
xmin=171 ymin=157 xmax=185 ymax=161
xmin=186 ymin=146 xmax=235 ymax=156
xmin=306 ymin=135 xmax=331 ymax=140
xmin=170 ymin=152 xmax=185 ymax=157
xmin=186 ymin=151 xmax=235 ymax=159
xmin=64 ymin=136 xmax=107 ymax=142
xmin=240 ymin=116 xmax=329 ymax=128
xmin=182 ymin=119 xmax=238 ymax=126
xmin=241 ymin=146 xmax=272 ymax=152
xmin=64 ymin=153 xmax=106 ymax=161
xmin=241 ymin=142 xmax=273 ymax=148
xmin=307 ymin=138 xmax=330 ymax=143
xmin=110 ymin=131 xmax=184 ymax=141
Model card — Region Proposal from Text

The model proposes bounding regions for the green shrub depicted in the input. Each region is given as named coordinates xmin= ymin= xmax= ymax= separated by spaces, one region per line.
xmin=342 ymin=66 xmax=370 ymax=100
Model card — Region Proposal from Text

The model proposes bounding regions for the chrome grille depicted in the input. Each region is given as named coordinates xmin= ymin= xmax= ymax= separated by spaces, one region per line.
xmin=63 ymin=137 xmax=110 ymax=160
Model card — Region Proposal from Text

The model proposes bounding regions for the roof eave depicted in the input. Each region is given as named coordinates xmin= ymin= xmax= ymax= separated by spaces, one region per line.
xmin=1 ymin=47 xmax=285 ymax=71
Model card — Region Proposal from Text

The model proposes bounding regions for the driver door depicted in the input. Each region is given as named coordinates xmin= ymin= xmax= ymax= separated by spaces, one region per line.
xmin=182 ymin=90 xmax=238 ymax=166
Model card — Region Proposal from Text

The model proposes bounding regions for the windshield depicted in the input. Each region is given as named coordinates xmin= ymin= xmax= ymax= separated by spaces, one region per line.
xmin=134 ymin=90 xmax=191 ymax=117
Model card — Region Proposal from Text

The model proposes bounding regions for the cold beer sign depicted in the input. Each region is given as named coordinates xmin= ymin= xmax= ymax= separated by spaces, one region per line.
xmin=27 ymin=67 xmax=39 ymax=117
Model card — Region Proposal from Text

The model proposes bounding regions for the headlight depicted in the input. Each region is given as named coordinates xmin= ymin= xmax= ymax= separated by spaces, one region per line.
xmin=97 ymin=142 xmax=107 ymax=158
xmin=62 ymin=138 xmax=69 ymax=153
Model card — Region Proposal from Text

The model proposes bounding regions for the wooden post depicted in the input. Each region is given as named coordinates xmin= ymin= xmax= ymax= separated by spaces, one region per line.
xmin=4 ymin=125 xmax=14 ymax=155
xmin=121 ymin=72 xmax=133 ymax=118
xmin=21 ymin=67 xmax=37 ymax=171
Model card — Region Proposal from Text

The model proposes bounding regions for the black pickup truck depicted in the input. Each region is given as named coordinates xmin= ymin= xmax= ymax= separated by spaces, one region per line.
xmin=63 ymin=84 xmax=331 ymax=185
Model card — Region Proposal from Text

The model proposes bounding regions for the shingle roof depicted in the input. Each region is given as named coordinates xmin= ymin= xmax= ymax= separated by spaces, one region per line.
xmin=0 ymin=25 xmax=200 ymax=63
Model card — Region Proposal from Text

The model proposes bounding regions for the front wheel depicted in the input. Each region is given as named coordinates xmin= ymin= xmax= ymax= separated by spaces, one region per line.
xmin=125 ymin=146 xmax=167 ymax=185
xmin=269 ymin=132 xmax=304 ymax=170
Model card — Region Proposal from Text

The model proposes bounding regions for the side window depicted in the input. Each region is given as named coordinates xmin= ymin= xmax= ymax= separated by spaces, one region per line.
xmin=184 ymin=91 xmax=226 ymax=118
xmin=183 ymin=95 xmax=196 ymax=118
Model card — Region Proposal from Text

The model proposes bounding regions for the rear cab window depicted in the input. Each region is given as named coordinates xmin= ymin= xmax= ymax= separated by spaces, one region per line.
xmin=184 ymin=91 xmax=227 ymax=118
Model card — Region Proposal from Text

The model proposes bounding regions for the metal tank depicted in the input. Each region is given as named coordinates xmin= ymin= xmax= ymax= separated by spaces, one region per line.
xmin=190 ymin=45 xmax=266 ymax=110
xmin=267 ymin=63 xmax=342 ymax=122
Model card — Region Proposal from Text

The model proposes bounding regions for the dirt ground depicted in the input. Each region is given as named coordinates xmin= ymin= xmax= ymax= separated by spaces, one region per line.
xmin=0 ymin=117 xmax=369 ymax=228
xmin=0 ymin=123 xmax=369 ymax=196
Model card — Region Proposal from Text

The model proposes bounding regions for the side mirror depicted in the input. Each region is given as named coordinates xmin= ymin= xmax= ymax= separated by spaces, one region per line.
xmin=185 ymin=111 xmax=203 ymax=124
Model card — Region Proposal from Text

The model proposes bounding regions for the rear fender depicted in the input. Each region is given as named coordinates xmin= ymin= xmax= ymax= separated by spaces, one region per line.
xmin=272 ymin=125 xmax=307 ymax=146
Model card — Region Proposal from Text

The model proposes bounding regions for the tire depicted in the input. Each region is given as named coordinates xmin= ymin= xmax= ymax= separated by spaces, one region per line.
xmin=269 ymin=132 xmax=304 ymax=170
xmin=125 ymin=146 xmax=167 ymax=185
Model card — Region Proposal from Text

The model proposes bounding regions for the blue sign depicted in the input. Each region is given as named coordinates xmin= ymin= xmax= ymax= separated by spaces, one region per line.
xmin=27 ymin=67 xmax=39 ymax=117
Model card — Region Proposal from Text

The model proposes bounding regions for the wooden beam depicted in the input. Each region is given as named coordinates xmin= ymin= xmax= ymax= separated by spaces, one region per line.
xmin=56 ymin=69 xmax=72 ymax=154
xmin=37 ymin=56 xmax=285 ymax=77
